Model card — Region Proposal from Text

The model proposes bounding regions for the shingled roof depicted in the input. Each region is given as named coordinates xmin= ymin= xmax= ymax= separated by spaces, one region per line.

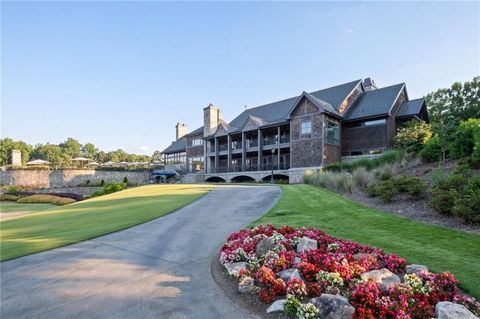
xmin=184 ymin=126 xmax=204 ymax=137
xmin=397 ymin=98 xmax=425 ymax=118
xmin=343 ymin=83 xmax=406 ymax=121
xmin=228 ymin=79 xmax=361 ymax=131
xmin=162 ymin=136 xmax=186 ymax=154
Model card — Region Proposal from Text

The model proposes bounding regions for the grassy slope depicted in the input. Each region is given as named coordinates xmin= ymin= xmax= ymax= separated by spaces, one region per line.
xmin=252 ymin=184 xmax=480 ymax=298
xmin=0 ymin=184 xmax=212 ymax=261
xmin=1 ymin=201 xmax=56 ymax=212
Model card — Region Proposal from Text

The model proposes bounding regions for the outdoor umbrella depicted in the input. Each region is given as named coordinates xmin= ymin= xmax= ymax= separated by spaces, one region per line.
xmin=26 ymin=159 xmax=51 ymax=165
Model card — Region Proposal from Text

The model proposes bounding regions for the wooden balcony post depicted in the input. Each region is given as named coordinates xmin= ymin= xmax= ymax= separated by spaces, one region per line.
xmin=242 ymin=132 xmax=246 ymax=171
xmin=227 ymin=135 xmax=231 ymax=172
xmin=258 ymin=128 xmax=262 ymax=170
xmin=277 ymin=125 xmax=281 ymax=169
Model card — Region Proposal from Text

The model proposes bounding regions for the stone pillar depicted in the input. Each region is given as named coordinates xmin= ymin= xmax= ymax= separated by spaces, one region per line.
xmin=227 ymin=135 xmax=231 ymax=172
xmin=257 ymin=129 xmax=262 ymax=171
xmin=241 ymin=132 xmax=246 ymax=171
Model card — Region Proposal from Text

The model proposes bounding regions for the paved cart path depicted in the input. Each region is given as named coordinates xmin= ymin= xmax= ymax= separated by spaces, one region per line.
xmin=1 ymin=185 xmax=281 ymax=319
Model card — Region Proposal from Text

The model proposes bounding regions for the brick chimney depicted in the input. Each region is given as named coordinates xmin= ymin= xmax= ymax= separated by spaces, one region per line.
xmin=175 ymin=122 xmax=188 ymax=140
xmin=363 ymin=77 xmax=378 ymax=91
xmin=203 ymin=103 xmax=223 ymax=136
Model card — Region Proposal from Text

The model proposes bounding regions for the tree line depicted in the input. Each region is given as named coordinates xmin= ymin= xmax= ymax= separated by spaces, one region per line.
xmin=0 ymin=137 xmax=163 ymax=166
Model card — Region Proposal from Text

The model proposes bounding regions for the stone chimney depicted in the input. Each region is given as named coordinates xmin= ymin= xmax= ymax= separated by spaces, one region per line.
xmin=363 ymin=77 xmax=378 ymax=91
xmin=175 ymin=122 xmax=188 ymax=140
xmin=11 ymin=150 xmax=22 ymax=166
xmin=203 ymin=103 xmax=223 ymax=136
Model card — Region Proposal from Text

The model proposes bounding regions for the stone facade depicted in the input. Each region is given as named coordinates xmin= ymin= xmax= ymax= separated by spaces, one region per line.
xmin=290 ymin=98 xmax=325 ymax=168
xmin=0 ymin=169 xmax=150 ymax=189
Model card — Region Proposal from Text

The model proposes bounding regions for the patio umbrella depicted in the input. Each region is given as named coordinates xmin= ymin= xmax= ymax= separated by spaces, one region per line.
xmin=85 ymin=161 xmax=99 ymax=166
xmin=101 ymin=161 xmax=115 ymax=166
xmin=72 ymin=157 xmax=92 ymax=162
xmin=26 ymin=159 xmax=51 ymax=165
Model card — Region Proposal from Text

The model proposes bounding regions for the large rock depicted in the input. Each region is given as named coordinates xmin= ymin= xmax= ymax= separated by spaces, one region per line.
xmin=435 ymin=301 xmax=479 ymax=319
xmin=256 ymin=238 xmax=275 ymax=257
xmin=360 ymin=268 xmax=400 ymax=291
xmin=296 ymin=236 xmax=318 ymax=253
xmin=224 ymin=262 xmax=248 ymax=277
xmin=310 ymin=294 xmax=355 ymax=319
xmin=353 ymin=253 xmax=374 ymax=261
xmin=266 ymin=299 xmax=286 ymax=313
xmin=406 ymin=264 xmax=428 ymax=274
xmin=238 ymin=276 xmax=255 ymax=294
xmin=277 ymin=268 xmax=302 ymax=282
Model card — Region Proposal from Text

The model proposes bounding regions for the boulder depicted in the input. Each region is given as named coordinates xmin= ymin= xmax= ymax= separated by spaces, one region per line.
xmin=256 ymin=238 xmax=275 ymax=257
xmin=238 ymin=276 xmax=255 ymax=294
xmin=224 ymin=262 xmax=248 ymax=277
xmin=435 ymin=301 xmax=479 ymax=319
xmin=294 ymin=257 xmax=302 ymax=266
xmin=266 ymin=299 xmax=286 ymax=313
xmin=277 ymin=268 xmax=302 ymax=282
xmin=352 ymin=253 xmax=374 ymax=261
xmin=310 ymin=294 xmax=355 ymax=319
xmin=406 ymin=264 xmax=429 ymax=274
xmin=360 ymin=268 xmax=400 ymax=291
xmin=296 ymin=236 xmax=318 ymax=253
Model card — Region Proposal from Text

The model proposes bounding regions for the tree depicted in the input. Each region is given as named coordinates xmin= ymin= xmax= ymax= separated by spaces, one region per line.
xmin=96 ymin=151 xmax=108 ymax=163
xmin=32 ymin=143 xmax=67 ymax=166
xmin=151 ymin=150 xmax=163 ymax=163
xmin=0 ymin=138 xmax=33 ymax=165
xmin=426 ymin=76 xmax=480 ymax=130
xmin=81 ymin=143 xmax=98 ymax=159
xmin=59 ymin=138 xmax=82 ymax=158
xmin=395 ymin=120 xmax=433 ymax=152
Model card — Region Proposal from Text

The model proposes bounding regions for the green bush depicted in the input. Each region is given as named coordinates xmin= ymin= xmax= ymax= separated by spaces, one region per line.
xmin=100 ymin=179 xmax=105 ymax=187
xmin=86 ymin=182 xmax=127 ymax=199
xmin=430 ymin=189 xmax=461 ymax=216
xmin=17 ymin=194 xmax=76 ymax=206
xmin=304 ymin=171 xmax=354 ymax=193
xmin=366 ymin=176 xmax=427 ymax=202
xmin=0 ymin=194 xmax=20 ymax=201
xmin=449 ymin=118 xmax=480 ymax=159
xmin=7 ymin=186 xmax=18 ymax=194
xmin=123 ymin=176 xmax=128 ymax=184
xmin=395 ymin=119 xmax=433 ymax=152
xmin=453 ymin=191 xmax=480 ymax=224
xmin=352 ymin=167 xmax=375 ymax=190
xmin=420 ymin=135 xmax=443 ymax=162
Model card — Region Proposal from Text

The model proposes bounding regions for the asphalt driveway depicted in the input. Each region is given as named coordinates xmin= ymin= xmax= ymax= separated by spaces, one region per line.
xmin=0 ymin=185 xmax=281 ymax=319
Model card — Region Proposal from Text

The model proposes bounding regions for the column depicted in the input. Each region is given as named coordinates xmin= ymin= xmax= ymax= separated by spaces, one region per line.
xmin=257 ymin=128 xmax=262 ymax=171
xmin=214 ymin=138 xmax=219 ymax=172
xmin=241 ymin=132 xmax=246 ymax=171
xmin=277 ymin=125 xmax=281 ymax=169
xmin=227 ymin=135 xmax=231 ymax=172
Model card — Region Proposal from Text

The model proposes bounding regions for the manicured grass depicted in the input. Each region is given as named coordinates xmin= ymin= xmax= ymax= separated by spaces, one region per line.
xmin=0 ymin=184 xmax=212 ymax=261
xmin=252 ymin=184 xmax=480 ymax=298
xmin=1 ymin=201 xmax=56 ymax=212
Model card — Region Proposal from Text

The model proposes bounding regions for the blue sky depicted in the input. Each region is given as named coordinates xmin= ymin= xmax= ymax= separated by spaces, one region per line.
xmin=2 ymin=1 xmax=479 ymax=155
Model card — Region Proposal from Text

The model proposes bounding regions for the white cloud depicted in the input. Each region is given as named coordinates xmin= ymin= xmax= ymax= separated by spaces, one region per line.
xmin=344 ymin=28 xmax=353 ymax=34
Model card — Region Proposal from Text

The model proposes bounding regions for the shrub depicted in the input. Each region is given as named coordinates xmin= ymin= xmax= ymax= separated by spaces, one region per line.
xmin=17 ymin=194 xmax=76 ymax=206
xmin=100 ymin=179 xmax=105 ymax=187
xmin=420 ymin=135 xmax=443 ymax=162
xmin=123 ymin=176 xmax=128 ymax=184
xmin=366 ymin=179 xmax=398 ymax=202
xmin=366 ymin=176 xmax=426 ymax=202
xmin=430 ymin=166 xmax=447 ymax=186
xmin=453 ymin=191 xmax=480 ymax=224
xmin=449 ymin=118 xmax=480 ymax=159
xmin=0 ymin=194 xmax=20 ymax=201
xmin=304 ymin=172 xmax=354 ymax=193
xmin=430 ymin=189 xmax=460 ymax=216
xmin=395 ymin=119 xmax=433 ymax=152
xmin=352 ymin=167 xmax=375 ymax=190
xmin=284 ymin=294 xmax=302 ymax=317
xmin=7 ymin=186 xmax=18 ymax=194
xmin=324 ymin=150 xmax=404 ymax=172
xmin=86 ymin=182 xmax=127 ymax=199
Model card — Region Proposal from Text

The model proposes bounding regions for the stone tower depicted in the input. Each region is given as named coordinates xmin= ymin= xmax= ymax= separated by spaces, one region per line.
xmin=203 ymin=103 xmax=223 ymax=136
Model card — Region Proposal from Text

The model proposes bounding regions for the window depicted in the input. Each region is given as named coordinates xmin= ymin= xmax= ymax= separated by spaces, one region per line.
xmin=301 ymin=121 xmax=312 ymax=135
xmin=192 ymin=138 xmax=203 ymax=146
xmin=325 ymin=121 xmax=340 ymax=145
xmin=364 ymin=119 xmax=386 ymax=126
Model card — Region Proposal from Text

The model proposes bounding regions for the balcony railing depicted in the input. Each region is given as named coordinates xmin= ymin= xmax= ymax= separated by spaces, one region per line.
xmin=280 ymin=136 xmax=290 ymax=143
xmin=218 ymin=144 xmax=228 ymax=151
xmin=208 ymin=163 xmax=290 ymax=173
xmin=246 ymin=140 xmax=258 ymax=148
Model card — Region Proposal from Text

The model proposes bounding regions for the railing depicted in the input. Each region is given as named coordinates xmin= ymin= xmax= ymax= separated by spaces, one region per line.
xmin=280 ymin=136 xmax=290 ymax=143
xmin=208 ymin=163 xmax=290 ymax=173
xmin=263 ymin=137 xmax=278 ymax=146
xmin=260 ymin=163 xmax=290 ymax=171
xmin=231 ymin=141 xmax=242 ymax=150
xmin=218 ymin=144 xmax=228 ymax=151
xmin=246 ymin=140 xmax=258 ymax=148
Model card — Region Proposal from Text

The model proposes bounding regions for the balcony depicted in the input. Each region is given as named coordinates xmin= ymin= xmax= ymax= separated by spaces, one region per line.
xmin=218 ymin=144 xmax=228 ymax=152
xmin=245 ymin=140 xmax=258 ymax=148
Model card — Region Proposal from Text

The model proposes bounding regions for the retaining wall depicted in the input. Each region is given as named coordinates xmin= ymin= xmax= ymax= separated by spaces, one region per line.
xmin=0 ymin=169 xmax=150 ymax=189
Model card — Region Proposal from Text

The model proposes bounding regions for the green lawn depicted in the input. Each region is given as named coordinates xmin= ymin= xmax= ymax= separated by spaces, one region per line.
xmin=0 ymin=184 xmax=212 ymax=261
xmin=252 ymin=184 xmax=480 ymax=299
xmin=1 ymin=201 xmax=56 ymax=212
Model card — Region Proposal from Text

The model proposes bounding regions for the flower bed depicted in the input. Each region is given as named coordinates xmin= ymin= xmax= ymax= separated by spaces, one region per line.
xmin=220 ymin=225 xmax=480 ymax=319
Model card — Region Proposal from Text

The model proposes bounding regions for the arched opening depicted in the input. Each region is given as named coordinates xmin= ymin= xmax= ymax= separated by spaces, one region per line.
xmin=261 ymin=174 xmax=289 ymax=184
xmin=231 ymin=175 xmax=256 ymax=183
xmin=205 ymin=176 xmax=227 ymax=183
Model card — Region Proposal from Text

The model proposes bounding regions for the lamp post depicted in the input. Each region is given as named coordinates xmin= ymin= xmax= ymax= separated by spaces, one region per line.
xmin=270 ymin=148 xmax=276 ymax=184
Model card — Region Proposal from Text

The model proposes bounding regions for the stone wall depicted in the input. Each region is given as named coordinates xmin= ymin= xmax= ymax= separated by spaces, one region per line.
xmin=0 ymin=169 xmax=150 ymax=189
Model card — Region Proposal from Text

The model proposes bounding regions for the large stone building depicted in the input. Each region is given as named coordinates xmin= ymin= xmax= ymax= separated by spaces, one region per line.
xmin=161 ymin=78 xmax=429 ymax=183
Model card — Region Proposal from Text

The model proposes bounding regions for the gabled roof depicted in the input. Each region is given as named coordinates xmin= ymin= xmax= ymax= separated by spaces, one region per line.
xmin=397 ymin=98 xmax=425 ymax=118
xmin=162 ymin=136 xmax=186 ymax=154
xmin=343 ymin=83 xmax=405 ymax=121
xmin=288 ymin=91 xmax=340 ymax=118
xmin=228 ymin=79 xmax=361 ymax=131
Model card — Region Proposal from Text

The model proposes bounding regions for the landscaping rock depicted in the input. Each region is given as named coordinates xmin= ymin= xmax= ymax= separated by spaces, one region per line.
xmin=353 ymin=253 xmax=374 ymax=261
xmin=435 ymin=301 xmax=479 ymax=319
xmin=296 ymin=236 xmax=318 ymax=253
xmin=224 ymin=262 xmax=248 ymax=277
xmin=310 ymin=294 xmax=355 ymax=319
xmin=256 ymin=238 xmax=275 ymax=257
xmin=360 ymin=268 xmax=400 ymax=291
xmin=294 ymin=257 xmax=302 ymax=265
xmin=238 ymin=276 xmax=255 ymax=294
xmin=276 ymin=268 xmax=302 ymax=282
xmin=266 ymin=299 xmax=286 ymax=313
xmin=406 ymin=264 xmax=428 ymax=274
